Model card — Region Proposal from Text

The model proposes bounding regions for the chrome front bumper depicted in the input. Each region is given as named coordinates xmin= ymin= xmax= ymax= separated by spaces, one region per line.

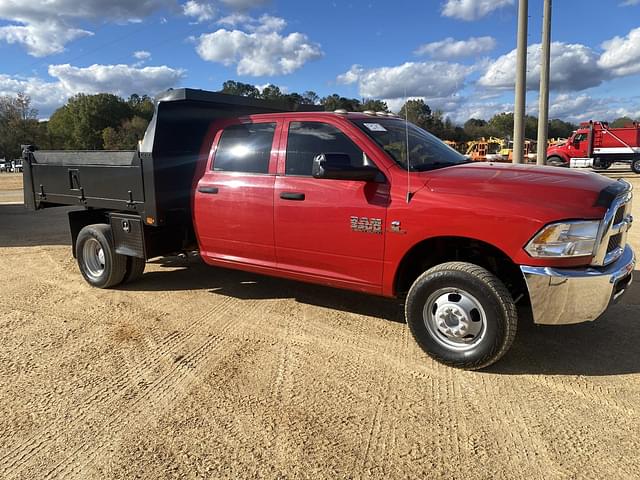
xmin=521 ymin=245 xmax=635 ymax=325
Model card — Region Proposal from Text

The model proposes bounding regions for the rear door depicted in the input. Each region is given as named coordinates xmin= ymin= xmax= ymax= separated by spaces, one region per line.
xmin=274 ymin=119 xmax=389 ymax=291
xmin=194 ymin=120 xmax=280 ymax=268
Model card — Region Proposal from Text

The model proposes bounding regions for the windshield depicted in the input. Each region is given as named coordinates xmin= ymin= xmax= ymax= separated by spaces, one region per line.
xmin=353 ymin=119 xmax=467 ymax=171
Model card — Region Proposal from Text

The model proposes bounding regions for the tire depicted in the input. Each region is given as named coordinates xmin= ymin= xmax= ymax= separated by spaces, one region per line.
xmin=76 ymin=224 xmax=127 ymax=288
xmin=123 ymin=256 xmax=146 ymax=284
xmin=632 ymin=158 xmax=640 ymax=174
xmin=405 ymin=262 xmax=517 ymax=370
xmin=546 ymin=155 xmax=566 ymax=167
xmin=593 ymin=158 xmax=611 ymax=170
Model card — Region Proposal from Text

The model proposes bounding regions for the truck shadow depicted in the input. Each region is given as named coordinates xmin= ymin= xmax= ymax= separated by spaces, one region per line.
xmin=123 ymin=256 xmax=406 ymax=324
xmin=0 ymin=204 xmax=74 ymax=247
xmin=127 ymin=258 xmax=640 ymax=374
xmin=489 ymin=277 xmax=640 ymax=376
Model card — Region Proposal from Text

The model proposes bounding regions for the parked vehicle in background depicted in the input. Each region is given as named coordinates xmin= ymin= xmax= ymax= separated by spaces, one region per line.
xmin=0 ymin=159 xmax=8 ymax=172
xmin=465 ymin=137 xmax=504 ymax=162
xmin=22 ymin=89 xmax=636 ymax=370
xmin=11 ymin=160 xmax=23 ymax=173
xmin=547 ymin=121 xmax=640 ymax=173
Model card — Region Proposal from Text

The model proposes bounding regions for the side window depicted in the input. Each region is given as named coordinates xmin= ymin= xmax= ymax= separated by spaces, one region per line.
xmin=286 ymin=121 xmax=366 ymax=176
xmin=213 ymin=122 xmax=276 ymax=174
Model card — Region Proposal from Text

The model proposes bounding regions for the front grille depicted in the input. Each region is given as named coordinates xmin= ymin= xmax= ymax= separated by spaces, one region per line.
xmin=614 ymin=205 xmax=625 ymax=225
xmin=607 ymin=233 xmax=622 ymax=253
xmin=591 ymin=180 xmax=632 ymax=267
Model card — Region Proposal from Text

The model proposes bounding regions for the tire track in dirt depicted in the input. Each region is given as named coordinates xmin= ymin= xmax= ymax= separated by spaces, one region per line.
xmin=502 ymin=375 xmax=636 ymax=477
xmin=41 ymin=299 xmax=266 ymax=480
xmin=0 ymin=296 xmax=244 ymax=478
xmin=356 ymin=321 xmax=405 ymax=478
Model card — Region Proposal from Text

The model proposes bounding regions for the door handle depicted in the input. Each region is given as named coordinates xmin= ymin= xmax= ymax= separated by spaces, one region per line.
xmin=198 ymin=186 xmax=219 ymax=194
xmin=280 ymin=192 xmax=305 ymax=201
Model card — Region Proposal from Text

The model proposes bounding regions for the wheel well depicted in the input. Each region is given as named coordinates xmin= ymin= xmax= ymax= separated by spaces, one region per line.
xmin=394 ymin=236 xmax=528 ymax=301
xmin=68 ymin=209 xmax=109 ymax=257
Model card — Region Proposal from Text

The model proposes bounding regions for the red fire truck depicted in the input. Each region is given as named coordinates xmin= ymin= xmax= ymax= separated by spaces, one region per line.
xmin=546 ymin=121 xmax=640 ymax=173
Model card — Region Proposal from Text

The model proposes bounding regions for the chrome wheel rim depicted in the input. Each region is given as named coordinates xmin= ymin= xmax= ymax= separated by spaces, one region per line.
xmin=423 ymin=288 xmax=486 ymax=351
xmin=83 ymin=238 xmax=106 ymax=281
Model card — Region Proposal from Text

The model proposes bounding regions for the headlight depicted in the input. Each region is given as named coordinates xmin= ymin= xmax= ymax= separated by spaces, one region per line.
xmin=525 ymin=220 xmax=600 ymax=258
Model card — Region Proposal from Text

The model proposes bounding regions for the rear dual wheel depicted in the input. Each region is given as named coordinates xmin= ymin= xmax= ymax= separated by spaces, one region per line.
xmin=632 ymin=158 xmax=640 ymax=174
xmin=76 ymin=224 xmax=145 ymax=288
xmin=405 ymin=262 xmax=517 ymax=370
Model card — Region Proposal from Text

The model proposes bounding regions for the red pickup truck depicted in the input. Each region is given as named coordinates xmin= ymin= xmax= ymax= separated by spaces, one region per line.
xmin=23 ymin=89 xmax=635 ymax=369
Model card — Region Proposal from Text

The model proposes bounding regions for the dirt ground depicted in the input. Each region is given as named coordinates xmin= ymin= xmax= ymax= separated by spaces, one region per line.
xmin=0 ymin=173 xmax=23 ymax=203
xmin=1 ymin=168 xmax=639 ymax=479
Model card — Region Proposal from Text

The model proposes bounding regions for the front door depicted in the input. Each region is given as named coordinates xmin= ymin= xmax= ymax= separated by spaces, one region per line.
xmin=274 ymin=120 xmax=389 ymax=291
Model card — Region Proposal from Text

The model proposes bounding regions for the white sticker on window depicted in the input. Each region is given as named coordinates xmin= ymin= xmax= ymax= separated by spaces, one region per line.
xmin=363 ymin=123 xmax=387 ymax=132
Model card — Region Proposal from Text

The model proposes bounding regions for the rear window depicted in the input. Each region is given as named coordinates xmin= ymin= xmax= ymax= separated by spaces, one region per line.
xmin=213 ymin=123 xmax=276 ymax=174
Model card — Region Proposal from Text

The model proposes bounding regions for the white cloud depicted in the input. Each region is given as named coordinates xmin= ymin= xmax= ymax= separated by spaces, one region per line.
xmin=549 ymin=93 xmax=640 ymax=123
xmin=133 ymin=50 xmax=152 ymax=60
xmin=620 ymin=0 xmax=640 ymax=5
xmin=220 ymin=0 xmax=268 ymax=10
xmin=0 ymin=74 xmax=69 ymax=114
xmin=415 ymin=36 xmax=496 ymax=59
xmin=48 ymin=63 xmax=185 ymax=98
xmin=479 ymin=42 xmax=606 ymax=91
xmin=441 ymin=0 xmax=513 ymax=21
xmin=0 ymin=0 xmax=174 ymax=56
xmin=0 ymin=21 xmax=92 ymax=57
xmin=598 ymin=27 xmax=640 ymax=77
xmin=336 ymin=65 xmax=363 ymax=85
xmin=337 ymin=61 xmax=471 ymax=100
xmin=195 ymin=16 xmax=323 ymax=76
xmin=217 ymin=13 xmax=252 ymax=26
xmin=0 ymin=62 xmax=184 ymax=116
xmin=183 ymin=1 xmax=215 ymax=22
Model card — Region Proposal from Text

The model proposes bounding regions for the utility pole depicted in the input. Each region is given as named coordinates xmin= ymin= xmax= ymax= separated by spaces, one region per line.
xmin=513 ymin=0 xmax=528 ymax=164
xmin=536 ymin=0 xmax=552 ymax=165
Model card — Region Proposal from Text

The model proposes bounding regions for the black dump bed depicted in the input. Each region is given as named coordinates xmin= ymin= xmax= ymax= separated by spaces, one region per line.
xmin=23 ymin=88 xmax=321 ymax=228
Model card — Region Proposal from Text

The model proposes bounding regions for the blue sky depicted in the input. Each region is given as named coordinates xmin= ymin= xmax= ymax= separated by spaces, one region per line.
xmin=1 ymin=0 xmax=639 ymax=123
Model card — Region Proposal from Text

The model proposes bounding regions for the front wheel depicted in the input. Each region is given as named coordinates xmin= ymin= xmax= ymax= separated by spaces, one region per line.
xmin=405 ymin=262 xmax=517 ymax=370
xmin=593 ymin=158 xmax=611 ymax=170
xmin=546 ymin=155 xmax=566 ymax=167
xmin=632 ymin=157 xmax=640 ymax=174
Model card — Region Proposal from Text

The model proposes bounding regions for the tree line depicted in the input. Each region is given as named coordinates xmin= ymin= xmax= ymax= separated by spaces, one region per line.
xmin=1 ymin=81 xmax=638 ymax=159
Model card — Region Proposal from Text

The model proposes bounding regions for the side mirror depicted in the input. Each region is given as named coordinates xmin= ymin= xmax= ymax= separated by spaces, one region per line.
xmin=312 ymin=153 xmax=381 ymax=182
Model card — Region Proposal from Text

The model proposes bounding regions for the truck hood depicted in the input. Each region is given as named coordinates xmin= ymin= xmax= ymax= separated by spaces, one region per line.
xmin=423 ymin=162 xmax=615 ymax=219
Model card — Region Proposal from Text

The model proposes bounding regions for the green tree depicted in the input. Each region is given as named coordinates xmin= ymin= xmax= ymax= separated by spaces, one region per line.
xmin=48 ymin=93 xmax=132 ymax=149
xmin=548 ymin=119 xmax=576 ymax=139
xmin=360 ymin=99 xmax=389 ymax=112
xmin=321 ymin=94 xmax=362 ymax=112
xmin=0 ymin=93 xmax=40 ymax=159
xmin=397 ymin=99 xmax=432 ymax=128
xmin=127 ymin=94 xmax=154 ymax=121
xmin=463 ymin=118 xmax=489 ymax=139
xmin=610 ymin=116 xmax=635 ymax=128
xmin=487 ymin=112 xmax=513 ymax=138
xmin=102 ymin=116 xmax=150 ymax=150
xmin=220 ymin=80 xmax=260 ymax=98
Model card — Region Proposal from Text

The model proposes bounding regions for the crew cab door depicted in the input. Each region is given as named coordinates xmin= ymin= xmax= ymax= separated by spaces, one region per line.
xmin=274 ymin=120 xmax=389 ymax=291
xmin=194 ymin=120 xmax=280 ymax=268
